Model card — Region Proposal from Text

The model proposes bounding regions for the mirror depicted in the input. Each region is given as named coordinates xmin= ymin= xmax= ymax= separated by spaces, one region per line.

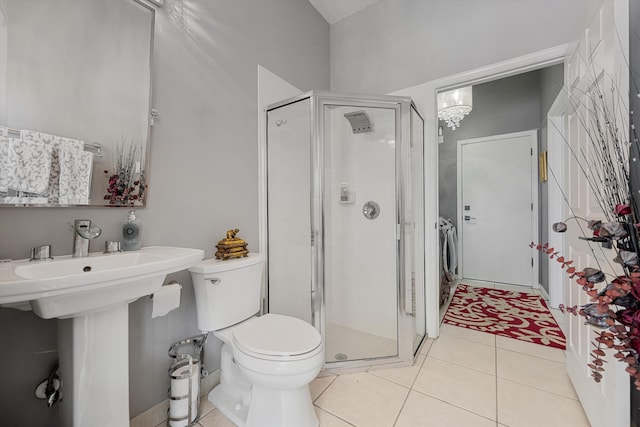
xmin=0 ymin=0 xmax=154 ymax=207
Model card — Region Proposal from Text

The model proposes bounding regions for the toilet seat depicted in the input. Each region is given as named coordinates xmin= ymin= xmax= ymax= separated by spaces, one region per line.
xmin=232 ymin=314 xmax=321 ymax=359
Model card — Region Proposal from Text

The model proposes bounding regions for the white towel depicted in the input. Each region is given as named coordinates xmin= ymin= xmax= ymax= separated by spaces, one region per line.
xmin=7 ymin=138 xmax=52 ymax=194
xmin=3 ymin=196 xmax=48 ymax=205
xmin=58 ymin=145 xmax=93 ymax=205
xmin=0 ymin=135 xmax=9 ymax=192
xmin=0 ymin=127 xmax=9 ymax=194
xmin=20 ymin=130 xmax=84 ymax=150
xmin=21 ymin=130 xmax=85 ymax=203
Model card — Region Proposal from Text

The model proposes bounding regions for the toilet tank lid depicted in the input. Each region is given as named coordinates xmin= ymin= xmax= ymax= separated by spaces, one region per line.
xmin=189 ymin=253 xmax=265 ymax=274
xmin=233 ymin=314 xmax=321 ymax=357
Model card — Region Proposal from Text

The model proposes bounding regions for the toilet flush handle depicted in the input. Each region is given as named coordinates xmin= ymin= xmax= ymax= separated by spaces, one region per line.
xmin=208 ymin=278 xmax=221 ymax=285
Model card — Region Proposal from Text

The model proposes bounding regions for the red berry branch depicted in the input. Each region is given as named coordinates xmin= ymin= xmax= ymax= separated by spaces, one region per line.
xmin=532 ymin=204 xmax=640 ymax=389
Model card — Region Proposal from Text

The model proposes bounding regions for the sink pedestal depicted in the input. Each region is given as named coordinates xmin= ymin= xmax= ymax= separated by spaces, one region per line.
xmin=58 ymin=303 xmax=130 ymax=426
xmin=0 ymin=246 xmax=205 ymax=426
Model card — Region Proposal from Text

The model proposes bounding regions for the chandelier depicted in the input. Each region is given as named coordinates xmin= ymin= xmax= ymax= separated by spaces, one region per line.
xmin=437 ymin=86 xmax=473 ymax=130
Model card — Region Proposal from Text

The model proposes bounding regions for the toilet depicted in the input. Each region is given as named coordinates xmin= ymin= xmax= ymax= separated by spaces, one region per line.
xmin=189 ymin=253 xmax=323 ymax=427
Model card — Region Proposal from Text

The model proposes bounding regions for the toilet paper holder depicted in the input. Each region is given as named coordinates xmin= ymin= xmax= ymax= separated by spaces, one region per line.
xmin=149 ymin=280 xmax=182 ymax=299
xmin=167 ymin=334 xmax=208 ymax=426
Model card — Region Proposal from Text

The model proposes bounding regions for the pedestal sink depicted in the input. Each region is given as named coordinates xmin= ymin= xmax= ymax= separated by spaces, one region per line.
xmin=0 ymin=246 xmax=204 ymax=426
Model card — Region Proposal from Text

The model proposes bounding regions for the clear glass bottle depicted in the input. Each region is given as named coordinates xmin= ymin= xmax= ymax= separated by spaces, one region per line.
xmin=122 ymin=209 xmax=143 ymax=251
xmin=340 ymin=183 xmax=349 ymax=201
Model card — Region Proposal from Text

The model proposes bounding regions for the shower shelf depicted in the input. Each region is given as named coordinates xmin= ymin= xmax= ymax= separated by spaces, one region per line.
xmin=338 ymin=191 xmax=356 ymax=204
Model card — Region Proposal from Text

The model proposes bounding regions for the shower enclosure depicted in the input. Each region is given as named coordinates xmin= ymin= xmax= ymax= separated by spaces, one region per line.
xmin=264 ymin=91 xmax=425 ymax=368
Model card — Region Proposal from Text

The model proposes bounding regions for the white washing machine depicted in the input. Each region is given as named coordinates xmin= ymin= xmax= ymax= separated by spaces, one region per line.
xmin=439 ymin=217 xmax=458 ymax=280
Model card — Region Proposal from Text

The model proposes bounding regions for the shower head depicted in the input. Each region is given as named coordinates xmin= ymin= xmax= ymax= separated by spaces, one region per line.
xmin=344 ymin=110 xmax=373 ymax=134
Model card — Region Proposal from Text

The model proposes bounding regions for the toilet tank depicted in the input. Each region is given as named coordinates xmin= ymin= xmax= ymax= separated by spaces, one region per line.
xmin=189 ymin=253 xmax=265 ymax=331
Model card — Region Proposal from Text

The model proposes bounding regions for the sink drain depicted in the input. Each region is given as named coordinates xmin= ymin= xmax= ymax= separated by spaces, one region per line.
xmin=334 ymin=353 xmax=348 ymax=361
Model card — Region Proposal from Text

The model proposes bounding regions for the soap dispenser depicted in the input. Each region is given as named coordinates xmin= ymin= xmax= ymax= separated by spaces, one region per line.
xmin=122 ymin=209 xmax=143 ymax=251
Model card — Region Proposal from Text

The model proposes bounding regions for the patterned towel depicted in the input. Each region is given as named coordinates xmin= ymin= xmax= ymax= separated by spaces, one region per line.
xmin=0 ymin=135 xmax=9 ymax=192
xmin=6 ymin=138 xmax=52 ymax=194
xmin=21 ymin=129 xmax=85 ymax=203
xmin=58 ymin=145 xmax=93 ymax=205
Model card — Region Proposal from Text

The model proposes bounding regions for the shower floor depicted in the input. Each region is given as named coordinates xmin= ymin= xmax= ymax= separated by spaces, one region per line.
xmin=325 ymin=323 xmax=397 ymax=363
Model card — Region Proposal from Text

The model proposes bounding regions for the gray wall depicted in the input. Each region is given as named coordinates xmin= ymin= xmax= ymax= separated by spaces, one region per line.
xmin=0 ymin=0 xmax=329 ymax=424
xmin=330 ymin=0 xmax=591 ymax=94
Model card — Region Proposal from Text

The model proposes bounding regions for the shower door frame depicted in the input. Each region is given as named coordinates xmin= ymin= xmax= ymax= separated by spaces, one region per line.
xmin=264 ymin=91 xmax=425 ymax=370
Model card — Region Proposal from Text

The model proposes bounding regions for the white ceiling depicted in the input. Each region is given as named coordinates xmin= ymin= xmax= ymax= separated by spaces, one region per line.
xmin=308 ymin=0 xmax=380 ymax=25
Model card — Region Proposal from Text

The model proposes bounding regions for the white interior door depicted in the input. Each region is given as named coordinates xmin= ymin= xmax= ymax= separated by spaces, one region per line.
xmin=457 ymin=130 xmax=538 ymax=287
xmin=562 ymin=1 xmax=629 ymax=426
xmin=547 ymin=94 xmax=566 ymax=309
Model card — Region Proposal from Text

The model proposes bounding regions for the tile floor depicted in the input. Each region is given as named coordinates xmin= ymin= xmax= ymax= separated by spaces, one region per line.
xmin=160 ymin=281 xmax=592 ymax=427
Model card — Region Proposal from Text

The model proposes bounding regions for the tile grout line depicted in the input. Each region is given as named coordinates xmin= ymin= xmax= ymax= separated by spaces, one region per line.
xmin=426 ymin=352 xmax=495 ymax=377
xmin=312 ymin=374 xmax=338 ymax=404
xmin=390 ymin=352 xmax=428 ymax=427
xmin=313 ymin=402 xmax=357 ymax=426
xmin=497 ymin=376 xmax=581 ymax=402
xmin=408 ymin=387 xmax=499 ymax=424
xmin=407 ymin=352 xmax=428 ymax=390
xmin=311 ymin=375 xmax=358 ymax=426
xmin=495 ymin=345 xmax=566 ymax=364
xmin=362 ymin=370 xmax=414 ymax=391
xmin=391 ymin=385 xmax=412 ymax=427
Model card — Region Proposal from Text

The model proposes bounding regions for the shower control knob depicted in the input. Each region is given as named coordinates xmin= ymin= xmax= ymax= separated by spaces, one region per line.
xmin=362 ymin=201 xmax=380 ymax=220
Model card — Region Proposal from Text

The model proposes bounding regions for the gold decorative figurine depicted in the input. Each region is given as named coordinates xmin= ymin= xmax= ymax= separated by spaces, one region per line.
xmin=215 ymin=228 xmax=249 ymax=260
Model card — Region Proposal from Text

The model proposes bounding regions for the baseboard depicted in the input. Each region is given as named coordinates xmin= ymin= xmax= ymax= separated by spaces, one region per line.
xmin=538 ymin=284 xmax=550 ymax=301
xmin=129 ymin=369 xmax=221 ymax=426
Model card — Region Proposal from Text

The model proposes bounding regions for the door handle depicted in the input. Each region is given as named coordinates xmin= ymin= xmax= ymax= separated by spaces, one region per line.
xmin=464 ymin=216 xmax=476 ymax=221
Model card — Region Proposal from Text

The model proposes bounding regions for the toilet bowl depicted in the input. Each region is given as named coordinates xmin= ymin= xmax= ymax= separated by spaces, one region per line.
xmin=213 ymin=314 xmax=323 ymax=427
xmin=189 ymin=254 xmax=324 ymax=427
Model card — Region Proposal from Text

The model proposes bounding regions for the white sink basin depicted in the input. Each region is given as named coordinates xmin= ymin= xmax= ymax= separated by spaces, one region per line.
xmin=0 ymin=246 xmax=204 ymax=318
xmin=0 ymin=245 xmax=204 ymax=426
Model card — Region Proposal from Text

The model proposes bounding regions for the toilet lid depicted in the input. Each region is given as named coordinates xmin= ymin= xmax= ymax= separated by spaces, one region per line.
xmin=232 ymin=314 xmax=321 ymax=357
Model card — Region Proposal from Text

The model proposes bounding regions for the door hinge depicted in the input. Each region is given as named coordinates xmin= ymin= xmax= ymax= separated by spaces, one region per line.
xmin=531 ymin=148 xmax=533 ymax=156
xmin=531 ymin=257 xmax=534 ymax=267
xmin=531 ymin=203 xmax=534 ymax=211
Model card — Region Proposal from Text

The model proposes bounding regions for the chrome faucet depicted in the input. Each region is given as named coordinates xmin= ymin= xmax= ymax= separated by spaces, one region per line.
xmin=30 ymin=244 xmax=52 ymax=261
xmin=72 ymin=219 xmax=102 ymax=257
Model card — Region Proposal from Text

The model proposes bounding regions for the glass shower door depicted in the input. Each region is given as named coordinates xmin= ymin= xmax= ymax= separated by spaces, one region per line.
xmin=266 ymin=98 xmax=313 ymax=323
xmin=322 ymin=104 xmax=399 ymax=363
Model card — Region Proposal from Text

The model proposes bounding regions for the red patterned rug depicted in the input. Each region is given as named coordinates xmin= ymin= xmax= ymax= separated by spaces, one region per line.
xmin=443 ymin=284 xmax=566 ymax=350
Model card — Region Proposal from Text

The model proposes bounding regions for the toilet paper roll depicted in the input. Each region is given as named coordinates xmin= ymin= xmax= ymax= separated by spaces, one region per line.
xmin=151 ymin=283 xmax=181 ymax=318
xmin=169 ymin=397 xmax=189 ymax=419
xmin=170 ymin=363 xmax=200 ymax=398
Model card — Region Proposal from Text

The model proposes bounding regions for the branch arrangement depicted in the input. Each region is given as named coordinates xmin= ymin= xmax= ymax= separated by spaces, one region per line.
xmin=539 ymin=37 xmax=640 ymax=388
